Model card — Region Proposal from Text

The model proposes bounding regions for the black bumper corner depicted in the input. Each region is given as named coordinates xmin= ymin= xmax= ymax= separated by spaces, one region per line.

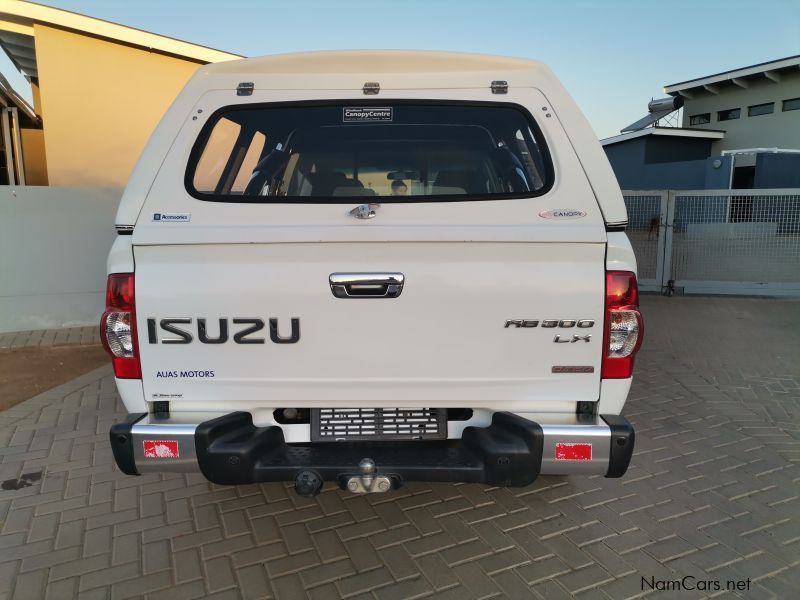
xmin=602 ymin=414 xmax=636 ymax=478
xmin=109 ymin=412 xmax=146 ymax=475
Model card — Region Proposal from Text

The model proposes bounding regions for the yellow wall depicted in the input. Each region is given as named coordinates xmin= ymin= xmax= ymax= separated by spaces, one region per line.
xmin=34 ymin=24 xmax=201 ymax=186
xmin=31 ymin=80 xmax=43 ymax=116
xmin=20 ymin=128 xmax=48 ymax=185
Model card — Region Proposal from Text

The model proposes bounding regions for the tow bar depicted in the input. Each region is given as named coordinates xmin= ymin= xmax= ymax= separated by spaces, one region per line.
xmin=293 ymin=458 xmax=393 ymax=497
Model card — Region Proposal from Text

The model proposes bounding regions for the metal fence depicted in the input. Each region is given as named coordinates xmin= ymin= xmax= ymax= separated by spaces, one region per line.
xmin=623 ymin=189 xmax=800 ymax=296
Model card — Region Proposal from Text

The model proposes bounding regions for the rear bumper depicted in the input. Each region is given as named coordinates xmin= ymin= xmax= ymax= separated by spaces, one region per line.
xmin=110 ymin=411 xmax=634 ymax=490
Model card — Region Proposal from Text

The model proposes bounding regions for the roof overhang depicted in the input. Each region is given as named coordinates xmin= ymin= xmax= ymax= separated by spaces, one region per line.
xmin=0 ymin=0 xmax=241 ymax=82
xmin=0 ymin=69 xmax=37 ymax=124
xmin=601 ymin=127 xmax=725 ymax=147
xmin=664 ymin=55 xmax=800 ymax=97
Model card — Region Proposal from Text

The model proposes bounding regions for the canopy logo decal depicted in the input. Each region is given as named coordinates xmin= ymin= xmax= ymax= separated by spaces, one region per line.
xmin=538 ymin=209 xmax=587 ymax=220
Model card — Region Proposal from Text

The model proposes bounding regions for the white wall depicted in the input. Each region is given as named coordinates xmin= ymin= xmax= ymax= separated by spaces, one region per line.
xmin=0 ymin=186 xmax=122 ymax=333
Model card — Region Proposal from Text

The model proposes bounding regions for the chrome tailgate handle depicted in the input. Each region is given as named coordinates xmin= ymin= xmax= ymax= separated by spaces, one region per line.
xmin=330 ymin=273 xmax=404 ymax=298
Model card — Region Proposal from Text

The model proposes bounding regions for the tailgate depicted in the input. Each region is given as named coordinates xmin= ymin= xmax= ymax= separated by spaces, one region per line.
xmin=135 ymin=241 xmax=605 ymax=410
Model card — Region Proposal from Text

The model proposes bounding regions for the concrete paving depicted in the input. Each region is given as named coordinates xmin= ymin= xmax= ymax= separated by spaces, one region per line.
xmin=0 ymin=296 xmax=798 ymax=599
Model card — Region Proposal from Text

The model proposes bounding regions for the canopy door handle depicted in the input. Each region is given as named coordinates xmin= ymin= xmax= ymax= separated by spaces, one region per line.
xmin=329 ymin=273 xmax=405 ymax=298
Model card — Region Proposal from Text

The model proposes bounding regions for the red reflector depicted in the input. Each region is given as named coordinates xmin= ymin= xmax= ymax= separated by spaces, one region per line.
xmin=555 ymin=442 xmax=592 ymax=461
xmin=143 ymin=440 xmax=179 ymax=458
xmin=111 ymin=355 xmax=142 ymax=379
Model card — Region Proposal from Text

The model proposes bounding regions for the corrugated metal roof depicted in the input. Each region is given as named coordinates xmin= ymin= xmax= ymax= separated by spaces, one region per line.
xmin=601 ymin=127 xmax=725 ymax=147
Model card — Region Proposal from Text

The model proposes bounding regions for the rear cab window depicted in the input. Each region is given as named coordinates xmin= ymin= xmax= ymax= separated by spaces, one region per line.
xmin=186 ymin=102 xmax=553 ymax=202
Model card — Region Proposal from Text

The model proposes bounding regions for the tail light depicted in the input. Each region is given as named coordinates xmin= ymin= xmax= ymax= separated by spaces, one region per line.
xmin=602 ymin=271 xmax=643 ymax=379
xmin=100 ymin=273 xmax=141 ymax=379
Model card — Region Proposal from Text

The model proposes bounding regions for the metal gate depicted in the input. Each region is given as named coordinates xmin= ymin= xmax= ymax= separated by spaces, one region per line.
xmin=622 ymin=191 xmax=668 ymax=292
xmin=623 ymin=189 xmax=800 ymax=296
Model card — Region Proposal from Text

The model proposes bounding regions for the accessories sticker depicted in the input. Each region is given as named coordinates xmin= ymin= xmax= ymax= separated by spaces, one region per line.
xmin=152 ymin=212 xmax=191 ymax=222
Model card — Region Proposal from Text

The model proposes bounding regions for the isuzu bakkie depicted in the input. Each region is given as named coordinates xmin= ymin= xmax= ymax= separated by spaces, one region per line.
xmin=104 ymin=51 xmax=642 ymax=496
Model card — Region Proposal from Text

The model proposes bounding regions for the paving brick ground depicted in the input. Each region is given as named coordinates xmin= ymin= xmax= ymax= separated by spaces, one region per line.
xmin=0 ymin=326 xmax=99 ymax=349
xmin=1 ymin=296 xmax=798 ymax=599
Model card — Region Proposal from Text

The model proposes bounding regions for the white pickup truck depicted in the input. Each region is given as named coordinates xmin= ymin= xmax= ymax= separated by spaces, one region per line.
xmin=103 ymin=51 xmax=642 ymax=496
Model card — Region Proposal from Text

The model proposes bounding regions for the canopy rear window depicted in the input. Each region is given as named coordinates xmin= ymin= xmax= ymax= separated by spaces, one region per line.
xmin=187 ymin=102 xmax=552 ymax=202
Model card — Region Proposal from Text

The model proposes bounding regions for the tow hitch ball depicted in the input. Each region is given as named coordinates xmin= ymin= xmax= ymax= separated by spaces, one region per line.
xmin=345 ymin=458 xmax=393 ymax=494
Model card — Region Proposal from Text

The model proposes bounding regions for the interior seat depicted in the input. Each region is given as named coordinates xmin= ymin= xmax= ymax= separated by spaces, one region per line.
xmin=432 ymin=170 xmax=486 ymax=194
xmin=308 ymin=171 xmax=349 ymax=196
xmin=332 ymin=186 xmax=376 ymax=196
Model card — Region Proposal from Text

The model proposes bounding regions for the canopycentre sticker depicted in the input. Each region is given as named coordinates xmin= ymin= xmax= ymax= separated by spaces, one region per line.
xmin=343 ymin=107 xmax=393 ymax=122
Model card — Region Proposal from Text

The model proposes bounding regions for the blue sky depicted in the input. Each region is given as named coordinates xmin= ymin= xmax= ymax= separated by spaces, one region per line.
xmin=2 ymin=0 xmax=799 ymax=138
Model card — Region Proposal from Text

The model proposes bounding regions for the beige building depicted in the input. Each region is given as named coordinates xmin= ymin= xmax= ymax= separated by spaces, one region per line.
xmin=0 ymin=0 xmax=241 ymax=186
xmin=603 ymin=55 xmax=800 ymax=190
xmin=665 ymin=55 xmax=800 ymax=158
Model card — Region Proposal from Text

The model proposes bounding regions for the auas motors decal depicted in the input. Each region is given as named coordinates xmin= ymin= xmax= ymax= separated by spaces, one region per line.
xmin=156 ymin=370 xmax=215 ymax=378
xmin=146 ymin=318 xmax=300 ymax=345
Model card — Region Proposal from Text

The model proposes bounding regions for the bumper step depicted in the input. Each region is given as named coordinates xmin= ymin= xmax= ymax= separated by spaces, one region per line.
xmin=110 ymin=411 xmax=634 ymax=492
xmin=197 ymin=411 xmax=543 ymax=487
